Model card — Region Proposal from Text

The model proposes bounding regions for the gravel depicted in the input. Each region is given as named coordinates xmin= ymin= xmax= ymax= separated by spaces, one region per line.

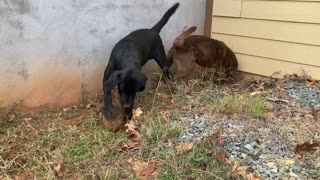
xmin=169 ymin=81 xmax=320 ymax=179
xmin=287 ymin=86 xmax=320 ymax=108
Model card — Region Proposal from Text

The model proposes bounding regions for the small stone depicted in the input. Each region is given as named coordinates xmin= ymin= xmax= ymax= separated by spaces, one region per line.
xmin=309 ymin=169 xmax=318 ymax=175
xmin=270 ymin=167 xmax=279 ymax=173
xmin=227 ymin=123 xmax=233 ymax=129
xmin=289 ymin=172 xmax=298 ymax=178
xmin=279 ymin=166 xmax=289 ymax=174
xmin=245 ymin=144 xmax=254 ymax=154
xmin=229 ymin=155 xmax=236 ymax=160
xmin=241 ymin=153 xmax=247 ymax=159
xmin=246 ymin=160 xmax=254 ymax=166
xmin=292 ymin=165 xmax=302 ymax=173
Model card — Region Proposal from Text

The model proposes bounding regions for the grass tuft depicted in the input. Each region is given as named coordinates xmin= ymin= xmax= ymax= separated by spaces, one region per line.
xmin=208 ymin=94 xmax=267 ymax=118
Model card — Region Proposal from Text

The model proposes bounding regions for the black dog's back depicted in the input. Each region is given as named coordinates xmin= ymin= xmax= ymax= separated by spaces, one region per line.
xmin=103 ymin=3 xmax=180 ymax=127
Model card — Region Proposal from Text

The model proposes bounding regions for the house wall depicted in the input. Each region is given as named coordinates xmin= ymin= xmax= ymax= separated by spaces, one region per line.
xmin=211 ymin=0 xmax=320 ymax=79
xmin=0 ymin=0 xmax=206 ymax=110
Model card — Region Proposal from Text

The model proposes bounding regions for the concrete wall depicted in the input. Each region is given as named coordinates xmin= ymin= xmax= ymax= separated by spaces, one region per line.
xmin=0 ymin=0 xmax=206 ymax=110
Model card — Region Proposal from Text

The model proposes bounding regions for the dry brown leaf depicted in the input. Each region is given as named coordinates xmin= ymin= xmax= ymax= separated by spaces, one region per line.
xmin=9 ymin=114 xmax=16 ymax=121
xmin=86 ymin=103 xmax=95 ymax=109
xmin=132 ymin=108 xmax=143 ymax=119
xmin=160 ymin=111 xmax=170 ymax=120
xmin=128 ymin=158 xmax=151 ymax=179
xmin=118 ymin=141 xmax=140 ymax=152
xmin=246 ymin=173 xmax=262 ymax=180
xmin=140 ymin=167 xmax=157 ymax=176
xmin=53 ymin=159 xmax=64 ymax=177
xmin=176 ymin=143 xmax=193 ymax=151
xmin=295 ymin=141 xmax=320 ymax=155
xmin=265 ymin=111 xmax=275 ymax=118
xmin=217 ymin=153 xmax=226 ymax=161
xmin=125 ymin=120 xmax=140 ymax=139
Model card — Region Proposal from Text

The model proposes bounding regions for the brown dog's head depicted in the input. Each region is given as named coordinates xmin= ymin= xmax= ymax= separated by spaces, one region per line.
xmin=170 ymin=48 xmax=197 ymax=80
xmin=168 ymin=26 xmax=199 ymax=80
xmin=173 ymin=26 xmax=197 ymax=48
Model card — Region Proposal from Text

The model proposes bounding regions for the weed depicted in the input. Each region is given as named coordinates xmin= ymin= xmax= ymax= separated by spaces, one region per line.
xmin=208 ymin=94 xmax=267 ymax=118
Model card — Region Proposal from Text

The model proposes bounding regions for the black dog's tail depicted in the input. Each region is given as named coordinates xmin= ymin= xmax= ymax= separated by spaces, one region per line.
xmin=151 ymin=2 xmax=180 ymax=33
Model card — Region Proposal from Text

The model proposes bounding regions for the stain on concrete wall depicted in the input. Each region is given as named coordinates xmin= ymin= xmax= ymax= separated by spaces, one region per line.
xmin=0 ymin=0 xmax=206 ymax=110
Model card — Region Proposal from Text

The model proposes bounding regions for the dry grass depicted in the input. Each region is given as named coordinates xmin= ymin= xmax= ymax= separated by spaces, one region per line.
xmin=1 ymin=76 xmax=319 ymax=179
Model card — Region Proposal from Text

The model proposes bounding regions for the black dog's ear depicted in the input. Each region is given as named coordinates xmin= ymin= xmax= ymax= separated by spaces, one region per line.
xmin=105 ymin=70 xmax=128 ymax=92
xmin=131 ymin=69 xmax=147 ymax=92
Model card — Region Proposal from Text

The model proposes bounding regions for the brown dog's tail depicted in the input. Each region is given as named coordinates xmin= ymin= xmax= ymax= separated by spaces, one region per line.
xmin=151 ymin=2 xmax=180 ymax=33
xmin=173 ymin=26 xmax=197 ymax=47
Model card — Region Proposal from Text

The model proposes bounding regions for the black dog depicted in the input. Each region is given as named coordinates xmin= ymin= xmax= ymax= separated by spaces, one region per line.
xmin=103 ymin=3 xmax=180 ymax=123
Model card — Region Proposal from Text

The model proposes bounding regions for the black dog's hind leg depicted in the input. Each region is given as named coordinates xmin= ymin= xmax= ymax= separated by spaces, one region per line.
xmin=153 ymin=45 xmax=174 ymax=80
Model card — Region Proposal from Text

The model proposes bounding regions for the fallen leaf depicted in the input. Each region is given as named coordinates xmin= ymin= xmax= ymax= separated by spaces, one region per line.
xmin=53 ymin=159 xmax=64 ymax=177
xmin=127 ymin=158 xmax=152 ymax=179
xmin=246 ymin=173 xmax=262 ymax=180
xmin=12 ymin=171 xmax=34 ymax=180
xmin=140 ymin=167 xmax=157 ymax=176
xmin=250 ymin=91 xmax=262 ymax=96
xmin=86 ymin=103 xmax=95 ymax=109
xmin=275 ymin=159 xmax=295 ymax=166
xmin=23 ymin=118 xmax=33 ymax=122
xmin=9 ymin=114 xmax=16 ymax=121
xmin=160 ymin=111 xmax=170 ymax=120
xmin=176 ymin=143 xmax=193 ymax=151
xmin=118 ymin=141 xmax=139 ymax=152
xmin=132 ymin=108 xmax=143 ymax=119
xmin=63 ymin=108 xmax=70 ymax=112
xmin=217 ymin=153 xmax=226 ymax=161
xmin=294 ymin=141 xmax=320 ymax=155
xmin=125 ymin=121 xmax=140 ymax=139
xmin=265 ymin=111 xmax=275 ymax=118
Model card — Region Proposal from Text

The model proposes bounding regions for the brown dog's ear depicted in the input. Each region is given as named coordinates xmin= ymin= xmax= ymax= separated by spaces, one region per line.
xmin=173 ymin=26 xmax=197 ymax=48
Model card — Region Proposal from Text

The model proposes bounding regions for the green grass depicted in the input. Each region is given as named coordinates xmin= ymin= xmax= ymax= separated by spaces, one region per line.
xmin=0 ymin=80 xmax=236 ymax=179
xmin=208 ymin=94 xmax=267 ymax=119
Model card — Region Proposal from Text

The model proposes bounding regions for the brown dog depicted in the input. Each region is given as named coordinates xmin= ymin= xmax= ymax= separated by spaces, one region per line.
xmin=167 ymin=26 xmax=238 ymax=81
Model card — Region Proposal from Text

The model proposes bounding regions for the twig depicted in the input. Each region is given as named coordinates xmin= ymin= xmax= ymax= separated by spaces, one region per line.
xmin=151 ymin=73 xmax=163 ymax=109
xmin=267 ymin=98 xmax=289 ymax=104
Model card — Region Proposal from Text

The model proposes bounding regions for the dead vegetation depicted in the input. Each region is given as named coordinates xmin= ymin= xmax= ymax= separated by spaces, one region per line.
xmin=0 ymin=74 xmax=319 ymax=179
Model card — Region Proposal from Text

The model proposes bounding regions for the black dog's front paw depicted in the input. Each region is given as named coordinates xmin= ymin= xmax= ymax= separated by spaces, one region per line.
xmin=104 ymin=109 xmax=118 ymax=119
xmin=163 ymin=67 xmax=174 ymax=81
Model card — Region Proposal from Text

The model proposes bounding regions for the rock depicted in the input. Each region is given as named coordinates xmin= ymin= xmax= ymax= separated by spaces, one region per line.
xmin=292 ymin=165 xmax=302 ymax=173
xmin=241 ymin=153 xmax=247 ymax=159
xmin=288 ymin=172 xmax=298 ymax=178
xmin=270 ymin=167 xmax=279 ymax=173
xmin=279 ymin=166 xmax=289 ymax=174
xmin=227 ymin=123 xmax=234 ymax=129
xmin=244 ymin=144 xmax=254 ymax=154
xmin=309 ymin=169 xmax=318 ymax=175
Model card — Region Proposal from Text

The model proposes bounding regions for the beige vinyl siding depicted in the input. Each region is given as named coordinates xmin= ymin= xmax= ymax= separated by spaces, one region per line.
xmin=211 ymin=0 xmax=320 ymax=79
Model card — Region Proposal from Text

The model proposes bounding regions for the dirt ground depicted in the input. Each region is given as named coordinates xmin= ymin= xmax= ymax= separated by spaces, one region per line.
xmin=0 ymin=75 xmax=319 ymax=180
